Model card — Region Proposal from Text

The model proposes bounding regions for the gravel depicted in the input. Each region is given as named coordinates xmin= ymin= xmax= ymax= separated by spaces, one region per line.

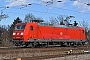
xmin=41 ymin=54 xmax=90 ymax=60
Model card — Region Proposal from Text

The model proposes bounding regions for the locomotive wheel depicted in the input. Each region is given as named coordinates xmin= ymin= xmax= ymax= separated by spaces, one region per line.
xmin=44 ymin=44 xmax=48 ymax=48
xmin=27 ymin=43 xmax=34 ymax=48
xmin=70 ymin=42 xmax=74 ymax=46
xmin=60 ymin=42 xmax=65 ymax=47
xmin=44 ymin=42 xmax=49 ymax=48
xmin=37 ymin=43 xmax=48 ymax=48
xmin=41 ymin=44 xmax=48 ymax=48
xmin=82 ymin=42 xmax=85 ymax=46
xmin=67 ymin=42 xmax=71 ymax=47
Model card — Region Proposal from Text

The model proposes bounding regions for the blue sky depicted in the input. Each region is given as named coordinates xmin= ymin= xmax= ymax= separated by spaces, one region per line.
xmin=0 ymin=0 xmax=90 ymax=26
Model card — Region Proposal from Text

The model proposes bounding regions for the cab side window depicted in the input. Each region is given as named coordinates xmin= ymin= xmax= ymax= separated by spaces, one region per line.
xmin=82 ymin=30 xmax=85 ymax=34
xmin=30 ymin=26 xmax=33 ymax=31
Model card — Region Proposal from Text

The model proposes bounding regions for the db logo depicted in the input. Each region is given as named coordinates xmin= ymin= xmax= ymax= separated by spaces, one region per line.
xmin=60 ymin=32 xmax=63 ymax=35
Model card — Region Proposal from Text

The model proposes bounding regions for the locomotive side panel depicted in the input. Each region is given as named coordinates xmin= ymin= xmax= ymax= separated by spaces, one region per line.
xmin=23 ymin=23 xmax=86 ymax=42
xmin=67 ymin=28 xmax=81 ymax=40
xmin=37 ymin=26 xmax=54 ymax=39
xmin=79 ymin=27 xmax=86 ymax=41
xmin=53 ymin=27 xmax=67 ymax=40
xmin=37 ymin=26 xmax=69 ymax=40
xmin=23 ymin=22 xmax=38 ymax=42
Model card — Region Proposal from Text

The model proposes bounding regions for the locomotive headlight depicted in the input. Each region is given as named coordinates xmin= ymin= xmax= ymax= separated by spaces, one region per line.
xmin=13 ymin=33 xmax=16 ymax=35
xmin=21 ymin=32 xmax=23 ymax=35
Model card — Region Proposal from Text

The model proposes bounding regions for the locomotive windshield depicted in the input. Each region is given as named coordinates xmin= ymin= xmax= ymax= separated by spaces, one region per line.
xmin=15 ymin=25 xmax=26 ymax=30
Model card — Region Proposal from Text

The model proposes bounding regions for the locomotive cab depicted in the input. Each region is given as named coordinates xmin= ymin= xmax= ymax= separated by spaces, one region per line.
xmin=12 ymin=23 xmax=26 ymax=46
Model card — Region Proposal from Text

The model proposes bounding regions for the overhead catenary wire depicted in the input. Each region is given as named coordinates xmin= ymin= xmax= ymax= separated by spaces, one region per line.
xmin=0 ymin=6 xmax=89 ymax=23
xmin=9 ymin=6 xmax=90 ymax=21
xmin=0 ymin=0 xmax=89 ymax=15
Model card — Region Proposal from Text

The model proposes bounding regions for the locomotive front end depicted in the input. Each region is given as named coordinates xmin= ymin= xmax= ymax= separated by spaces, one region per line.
xmin=12 ymin=23 xmax=26 ymax=46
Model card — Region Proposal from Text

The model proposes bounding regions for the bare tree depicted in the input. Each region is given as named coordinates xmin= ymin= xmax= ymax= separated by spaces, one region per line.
xmin=24 ymin=13 xmax=43 ymax=22
xmin=24 ymin=13 xmax=35 ymax=22
xmin=49 ymin=15 xmax=74 ymax=25
xmin=49 ymin=16 xmax=59 ymax=25
xmin=80 ymin=20 xmax=89 ymax=32
xmin=57 ymin=15 xmax=64 ymax=25
xmin=49 ymin=15 xmax=65 ymax=25
xmin=80 ymin=20 xmax=90 ymax=44
xmin=0 ymin=25 xmax=9 ymax=46
xmin=0 ymin=10 xmax=9 ymax=21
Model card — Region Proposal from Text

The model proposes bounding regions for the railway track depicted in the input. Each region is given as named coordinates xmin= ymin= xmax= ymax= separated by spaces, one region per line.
xmin=17 ymin=52 xmax=90 ymax=60
xmin=0 ymin=44 xmax=90 ymax=60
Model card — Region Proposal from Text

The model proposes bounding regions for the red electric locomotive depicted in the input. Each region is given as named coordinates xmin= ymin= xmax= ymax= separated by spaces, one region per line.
xmin=12 ymin=20 xmax=86 ymax=47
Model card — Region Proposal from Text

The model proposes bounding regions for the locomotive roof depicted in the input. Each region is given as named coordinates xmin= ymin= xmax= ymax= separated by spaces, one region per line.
xmin=30 ymin=20 xmax=44 ymax=22
xmin=16 ymin=23 xmax=26 ymax=25
xmin=16 ymin=22 xmax=84 ymax=29
xmin=38 ymin=23 xmax=79 ymax=28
